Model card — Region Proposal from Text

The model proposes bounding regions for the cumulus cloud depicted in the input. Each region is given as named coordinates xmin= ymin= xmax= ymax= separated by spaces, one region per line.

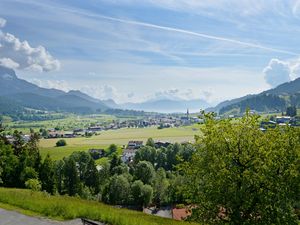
xmin=263 ymin=59 xmax=291 ymax=87
xmin=0 ymin=18 xmax=6 ymax=28
xmin=0 ymin=57 xmax=19 ymax=69
xmin=0 ymin=18 xmax=60 ymax=72
xmin=152 ymin=88 xmax=197 ymax=101
xmin=30 ymin=79 xmax=70 ymax=91
xmin=80 ymin=84 xmax=119 ymax=101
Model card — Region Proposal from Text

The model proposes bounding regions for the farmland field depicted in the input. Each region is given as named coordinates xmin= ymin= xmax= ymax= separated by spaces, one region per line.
xmin=39 ymin=125 xmax=201 ymax=160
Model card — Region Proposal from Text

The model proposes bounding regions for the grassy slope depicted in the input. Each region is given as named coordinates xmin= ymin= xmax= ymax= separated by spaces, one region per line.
xmin=0 ymin=188 xmax=197 ymax=225
xmin=39 ymin=125 xmax=200 ymax=160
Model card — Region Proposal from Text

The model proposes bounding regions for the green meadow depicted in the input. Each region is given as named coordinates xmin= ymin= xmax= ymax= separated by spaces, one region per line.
xmin=39 ymin=125 xmax=200 ymax=160
xmin=0 ymin=188 xmax=196 ymax=225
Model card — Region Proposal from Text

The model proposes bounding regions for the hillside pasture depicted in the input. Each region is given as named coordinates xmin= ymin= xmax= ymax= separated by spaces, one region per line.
xmin=39 ymin=126 xmax=200 ymax=160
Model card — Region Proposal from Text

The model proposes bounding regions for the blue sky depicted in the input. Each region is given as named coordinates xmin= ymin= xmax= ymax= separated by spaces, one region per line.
xmin=1 ymin=0 xmax=300 ymax=104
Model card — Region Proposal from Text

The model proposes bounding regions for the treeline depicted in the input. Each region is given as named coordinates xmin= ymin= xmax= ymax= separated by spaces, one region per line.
xmin=0 ymin=127 xmax=194 ymax=208
xmin=1 ymin=113 xmax=300 ymax=224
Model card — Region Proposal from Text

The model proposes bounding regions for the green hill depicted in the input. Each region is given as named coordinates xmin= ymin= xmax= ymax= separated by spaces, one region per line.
xmin=210 ymin=77 xmax=300 ymax=115
xmin=0 ymin=188 xmax=194 ymax=225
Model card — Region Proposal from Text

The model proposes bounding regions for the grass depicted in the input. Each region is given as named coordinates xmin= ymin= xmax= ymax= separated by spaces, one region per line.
xmin=0 ymin=188 xmax=197 ymax=225
xmin=39 ymin=126 xmax=201 ymax=160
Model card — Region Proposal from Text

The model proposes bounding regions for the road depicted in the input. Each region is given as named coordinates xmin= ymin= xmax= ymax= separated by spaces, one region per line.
xmin=0 ymin=208 xmax=83 ymax=225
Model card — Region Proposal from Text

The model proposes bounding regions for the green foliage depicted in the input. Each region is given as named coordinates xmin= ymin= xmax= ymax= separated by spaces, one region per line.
xmin=286 ymin=105 xmax=297 ymax=117
xmin=134 ymin=161 xmax=155 ymax=185
xmin=108 ymin=175 xmax=130 ymax=205
xmin=25 ymin=179 xmax=41 ymax=191
xmin=131 ymin=180 xmax=153 ymax=207
xmin=107 ymin=144 xmax=118 ymax=156
xmin=56 ymin=139 xmax=67 ymax=147
xmin=39 ymin=154 xmax=55 ymax=194
xmin=146 ymin=137 xmax=155 ymax=147
xmin=181 ymin=113 xmax=300 ymax=224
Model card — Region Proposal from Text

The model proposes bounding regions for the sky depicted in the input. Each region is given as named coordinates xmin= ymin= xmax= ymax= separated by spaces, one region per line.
xmin=1 ymin=0 xmax=300 ymax=105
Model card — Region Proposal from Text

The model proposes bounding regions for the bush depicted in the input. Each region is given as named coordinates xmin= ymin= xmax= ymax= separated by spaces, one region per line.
xmin=25 ymin=179 xmax=41 ymax=191
xmin=56 ymin=139 xmax=67 ymax=147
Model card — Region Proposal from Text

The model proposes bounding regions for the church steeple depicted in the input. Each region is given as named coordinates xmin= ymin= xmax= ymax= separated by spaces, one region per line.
xmin=186 ymin=108 xmax=189 ymax=119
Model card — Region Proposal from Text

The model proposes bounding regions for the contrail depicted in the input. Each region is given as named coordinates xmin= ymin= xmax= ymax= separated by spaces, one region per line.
xmin=29 ymin=1 xmax=298 ymax=56
xmin=96 ymin=14 xmax=298 ymax=56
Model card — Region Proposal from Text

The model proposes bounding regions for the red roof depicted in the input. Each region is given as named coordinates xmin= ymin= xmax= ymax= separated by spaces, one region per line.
xmin=172 ymin=208 xmax=191 ymax=221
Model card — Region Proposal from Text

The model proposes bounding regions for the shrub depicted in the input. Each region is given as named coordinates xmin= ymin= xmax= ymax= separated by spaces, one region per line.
xmin=56 ymin=139 xmax=66 ymax=147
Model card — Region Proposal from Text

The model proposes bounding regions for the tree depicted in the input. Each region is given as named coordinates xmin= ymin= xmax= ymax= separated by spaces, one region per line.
xmin=56 ymin=139 xmax=67 ymax=147
xmin=107 ymin=144 xmax=118 ymax=156
xmin=134 ymin=161 xmax=155 ymax=185
xmin=108 ymin=175 xmax=130 ymax=205
xmin=181 ymin=113 xmax=300 ymax=224
xmin=0 ymin=141 xmax=18 ymax=186
xmin=39 ymin=154 xmax=55 ymax=194
xmin=110 ymin=154 xmax=121 ymax=172
xmin=146 ymin=138 xmax=155 ymax=147
xmin=286 ymin=105 xmax=297 ymax=117
xmin=131 ymin=180 xmax=153 ymax=208
xmin=131 ymin=180 xmax=144 ymax=207
xmin=153 ymin=168 xmax=170 ymax=205
xmin=25 ymin=178 xmax=41 ymax=191
xmin=63 ymin=158 xmax=81 ymax=196
xmin=141 ymin=184 xmax=153 ymax=207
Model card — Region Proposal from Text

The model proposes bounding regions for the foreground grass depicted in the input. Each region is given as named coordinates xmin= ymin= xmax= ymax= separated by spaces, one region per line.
xmin=39 ymin=126 xmax=200 ymax=160
xmin=0 ymin=188 xmax=197 ymax=225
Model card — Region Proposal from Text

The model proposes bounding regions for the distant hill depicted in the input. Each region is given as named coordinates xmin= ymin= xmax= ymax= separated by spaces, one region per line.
xmin=120 ymin=98 xmax=210 ymax=113
xmin=0 ymin=66 xmax=108 ymax=114
xmin=209 ymin=77 xmax=300 ymax=115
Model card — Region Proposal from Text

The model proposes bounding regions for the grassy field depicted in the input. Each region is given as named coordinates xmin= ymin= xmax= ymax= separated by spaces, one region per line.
xmin=39 ymin=125 xmax=201 ymax=160
xmin=0 ymin=188 xmax=197 ymax=225
xmin=3 ymin=114 xmax=130 ymax=134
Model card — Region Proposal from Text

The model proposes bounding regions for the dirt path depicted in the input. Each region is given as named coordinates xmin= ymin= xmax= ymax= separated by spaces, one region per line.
xmin=0 ymin=208 xmax=84 ymax=225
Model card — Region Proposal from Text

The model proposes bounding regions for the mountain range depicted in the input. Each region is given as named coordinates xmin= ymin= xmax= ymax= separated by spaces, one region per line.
xmin=208 ymin=78 xmax=300 ymax=115
xmin=0 ymin=66 xmax=108 ymax=115
xmin=1 ymin=65 xmax=299 ymax=117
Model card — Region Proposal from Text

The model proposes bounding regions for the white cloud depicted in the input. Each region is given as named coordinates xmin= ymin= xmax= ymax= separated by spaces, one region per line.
xmin=0 ymin=17 xmax=6 ymax=28
xmin=263 ymin=59 xmax=291 ymax=87
xmin=0 ymin=20 xmax=60 ymax=72
xmin=80 ymin=84 xmax=120 ymax=101
xmin=0 ymin=57 xmax=19 ymax=69
xmin=30 ymin=79 xmax=70 ymax=91
xmin=263 ymin=57 xmax=300 ymax=87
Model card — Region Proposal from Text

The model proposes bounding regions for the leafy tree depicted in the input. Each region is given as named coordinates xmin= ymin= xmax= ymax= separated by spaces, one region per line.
xmin=181 ymin=113 xmax=300 ymax=224
xmin=131 ymin=180 xmax=144 ymax=207
xmin=146 ymin=138 xmax=155 ymax=147
xmin=25 ymin=178 xmax=41 ymax=191
xmin=110 ymin=154 xmax=121 ymax=172
xmin=286 ymin=105 xmax=297 ymax=117
xmin=39 ymin=154 xmax=55 ymax=194
xmin=63 ymin=158 xmax=81 ymax=196
xmin=56 ymin=139 xmax=67 ymax=147
xmin=108 ymin=175 xmax=130 ymax=205
xmin=107 ymin=144 xmax=118 ymax=156
xmin=153 ymin=168 xmax=170 ymax=205
xmin=54 ymin=160 xmax=65 ymax=194
xmin=134 ymin=161 xmax=155 ymax=185
xmin=141 ymin=184 xmax=153 ymax=207
xmin=20 ymin=167 xmax=38 ymax=184
xmin=84 ymin=158 xmax=100 ymax=194
xmin=12 ymin=130 xmax=25 ymax=156
xmin=0 ymin=141 xmax=18 ymax=186
xmin=134 ymin=146 xmax=156 ymax=165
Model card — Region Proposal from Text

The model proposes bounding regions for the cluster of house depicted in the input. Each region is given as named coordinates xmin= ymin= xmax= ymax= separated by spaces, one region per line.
xmin=121 ymin=140 xmax=172 ymax=163
xmin=260 ymin=115 xmax=300 ymax=131
xmin=143 ymin=206 xmax=191 ymax=221
xmin=5 ymin=134 xmax=31 ymax=143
